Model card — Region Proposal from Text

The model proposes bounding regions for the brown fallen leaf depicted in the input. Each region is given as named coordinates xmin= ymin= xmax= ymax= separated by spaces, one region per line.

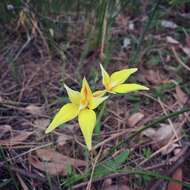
xmin=167 ymin=168 xmax=182 ymax=190
xmin=29 ymin=148 xmax=87 ymax=176
xmin=36 ymin=148 xmax=87 ymax=166
xmin=166 ymin=36 xmax=180 ymax=45
xmin=25 ymin=104 xmax=43 ymax=116
xmin=181 ymin=46 xmax=190 ymax=57
xmin=57 ymin=134 xmax=72 ymax=146
xmin=0 ymin=131 xmax=33 ymax=146
xmin=142 ymin=128 xmax=156 ymax=138
xmin=154 ymin=124 xmax=177 ymax=147
xmin=29 ymin=155 xmax=68 ymax=176
xmin=143 ymin=123 xmax=181 ymax=147
xmin=33 ymin=119 xmax=50 ymax=131
xmin=0 ymin=125 xmax=12 ymax=138
xmin=127 ymin=112 xmax=144 ymax=127
xmin=142 ymin=123 xmax=181 ymax=154
xmin=29 ymin=156 xmax=65 ymax=176
xmin=144 ymin=69 xmax=168 ymax=85
xmin=102 ymin=179 xmax=112 ymax=188
xmin=176 ymin=85 xmax=188 ymax=105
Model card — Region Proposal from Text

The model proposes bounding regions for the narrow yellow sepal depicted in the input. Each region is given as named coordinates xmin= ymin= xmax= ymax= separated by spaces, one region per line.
xmin=110 ymin=68 xmax=138 ymax=86
xmin=78 ymin=109 xmax=96 ymax=150
xmin=112 ymin=83 xmax=149 ymax=93
xmin=89 ymin=96 xmax=108 ymax=110
xmin=100 ymin=64 xmax=110 ymax=89
xmin=64 ymin=84 xmax=81 ymax=105
xmin=45 ymin=103 xmax=79 ymax=134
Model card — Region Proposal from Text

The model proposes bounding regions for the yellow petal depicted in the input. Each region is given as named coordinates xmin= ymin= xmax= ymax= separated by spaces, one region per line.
xmin=89 ymin=96 xmax=108 ymax=109
xmin=80 ymin=78 xmax=93 ymax=105
xmin=110 ymin=68 xmax=138 ymax=86
xmin=100 ymin=64 xmax=110 ymax=89
xmin=45 ymin=103 xmax=79 ymax=134
xmin=93 ymin=90 xmax=106 ymax=97
xmin=78 ymin=109 xmax=96 ymax=150
xmin=112 ymin=83 xmax=149 ymax=93
xmin=64 ymin=84 xmax=81 ymax=105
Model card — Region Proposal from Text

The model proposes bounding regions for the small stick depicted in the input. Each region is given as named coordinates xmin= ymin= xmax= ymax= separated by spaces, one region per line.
xmin=86 ymin=147 xmax=103 ymax=190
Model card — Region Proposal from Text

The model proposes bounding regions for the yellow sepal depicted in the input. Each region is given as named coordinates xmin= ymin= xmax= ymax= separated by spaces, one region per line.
xmin=64 ymin=84 xmax=81 ymax=105
xmin=110 ymin=68 xmax=138 ymax=86
xmin=45 ymin=103 xmax=79 ymax=134
xmin=89 ymin=96 xmax=108 ymax=110
xmin=78 ymin=109 xmax=96 ymax=150
xmin=100 ymin=64 xmax=110 ymax=90
xmin=112 ymin=83 xmax=149 ymax=93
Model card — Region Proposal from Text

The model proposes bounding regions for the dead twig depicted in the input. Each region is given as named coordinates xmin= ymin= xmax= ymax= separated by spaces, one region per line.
xmin=86 ymin=147 xmax=103 ymax=190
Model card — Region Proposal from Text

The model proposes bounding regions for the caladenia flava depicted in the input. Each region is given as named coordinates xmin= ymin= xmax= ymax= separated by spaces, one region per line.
xmin=45 ymin=65 xmax=149 ymax=150
xmin=100 ymin=64 xmax=149 ymax=94
xmin=45 ymin=78 xmax=108 ymax=150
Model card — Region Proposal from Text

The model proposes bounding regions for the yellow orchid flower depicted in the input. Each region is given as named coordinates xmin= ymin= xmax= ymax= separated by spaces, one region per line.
xmin=100 ymin=64 xmax=149 ymax=93
xmin=45 ymin=78 xmax=108 ymax=150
